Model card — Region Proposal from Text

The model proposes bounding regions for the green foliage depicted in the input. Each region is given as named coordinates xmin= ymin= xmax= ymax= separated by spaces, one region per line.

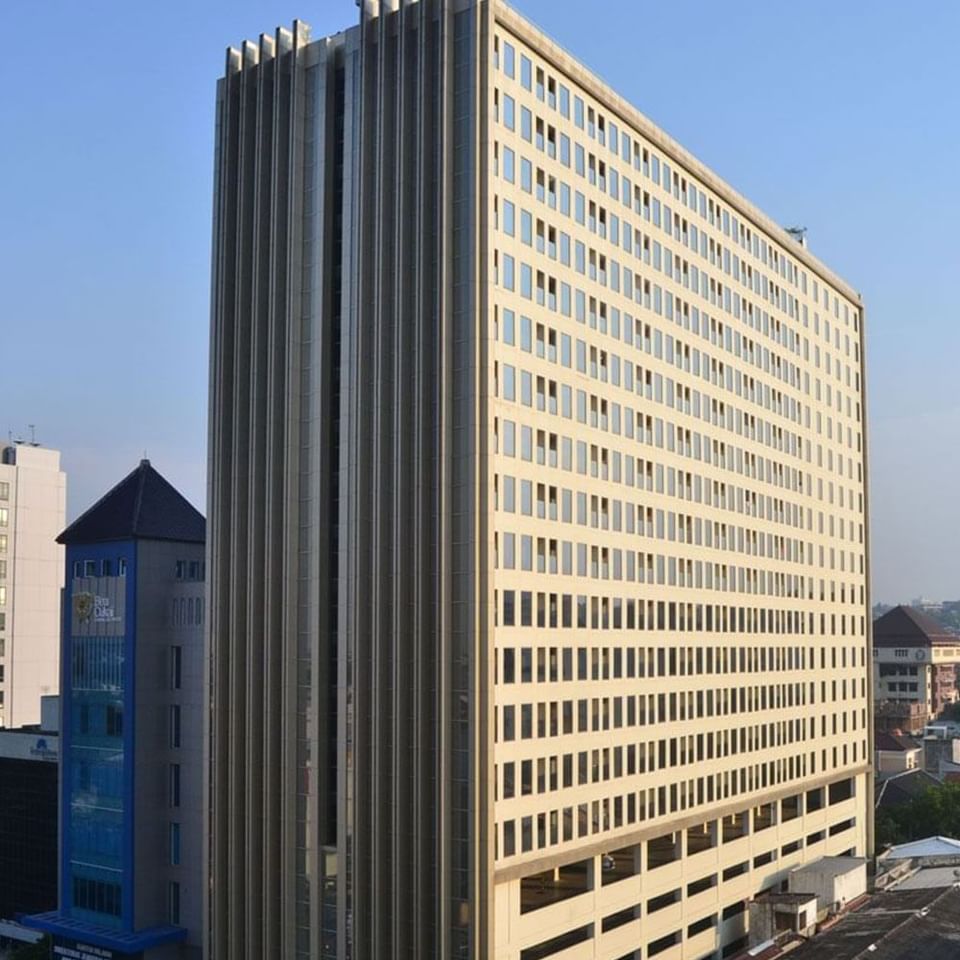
xmin=877 ymin=781 xmax=960 ymax=849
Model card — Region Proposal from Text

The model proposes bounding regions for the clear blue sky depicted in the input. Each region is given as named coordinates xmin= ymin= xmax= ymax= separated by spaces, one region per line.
xmin=1 ymin=0 xmax=957 ymax=602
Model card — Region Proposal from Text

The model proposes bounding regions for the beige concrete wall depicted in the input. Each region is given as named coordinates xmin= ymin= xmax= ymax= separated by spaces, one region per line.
xmin=876 ymin=749 xmax=918 ymax=775
xmin=0 ymin=445 xmax=65 ymax=727
xmin=484 ymin=4 xmax=869 ymax=957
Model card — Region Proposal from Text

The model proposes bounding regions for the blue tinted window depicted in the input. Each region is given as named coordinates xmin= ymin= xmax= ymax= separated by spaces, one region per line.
xmin=502 ymin=40 xmax=515 ymax=78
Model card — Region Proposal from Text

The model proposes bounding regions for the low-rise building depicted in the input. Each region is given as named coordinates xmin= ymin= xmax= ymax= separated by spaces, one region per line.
xmin=875 ymin=731 xmax=922 ymax=777
xmin=873 ymin=606 xmax=960 ymax=730
xmin=875 ymin=699 xmax=929 ymax=736
xmin=922 ymin=735 xmax=960 ymax=780
xmin=874 ymin=768 xmax=940 ymax=810
xmin=778 ymin=883 xmax=960 ymax=960
xmin=0 ymin=696 xmax=58 ymax=923
xmin=786 ymin=856 xmax=867 ymax=918
xmin=878 ymin=835 xmax=960 ymax=863
xmin=738 ymin=841 xmax=960 ymax=960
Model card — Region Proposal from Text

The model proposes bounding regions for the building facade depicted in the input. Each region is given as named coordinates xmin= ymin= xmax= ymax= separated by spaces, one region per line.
xmin=208 ymin=2 xmax=871 ymax=959
xmin=873 ymin=605 xmax=960 ymax=730
xmin=25 ymin=461 xmax=205 ymax=960
xmin=0 ymin=700 xmax=59 ymax=924
xmin=0 ymin=442 xmax=66 ymax=728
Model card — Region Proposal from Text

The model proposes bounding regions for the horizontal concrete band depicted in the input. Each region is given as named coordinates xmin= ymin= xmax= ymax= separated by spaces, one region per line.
xmin=494 ymin=762 xmax=869 ymax=883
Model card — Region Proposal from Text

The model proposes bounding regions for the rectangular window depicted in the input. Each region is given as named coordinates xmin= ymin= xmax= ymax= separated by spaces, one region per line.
xmin=502 ymin=93 xmax=515 ymax=130
xmin=169 ymin=822 xmax=181 ymax=865
xmin=502 ymin=253 xmax=515 ymax=291
xmin=520 ymin=54 xmax=532 ymax=90
xmin=0 ymin=509 xmax=7 ymax=527
xmin=168 ymin=881 xmax=181 ymax=924
xmin=169 ymin=763 xmax=181 ymax=807
xmin=520 ymin=209 xmax=532 ymax=245
xmin=502 ymin=364 xmax=516 ymax=401
xmin=502 ymin=40 xmax=515 ymax=78
xmin=169 ymin=705 xmax=181 ymax=749
xmin=502 ymin=308 xmax=515 ymax=345
xmin=106 ymin=704 xmax=123 ymax=737
xmin=502 ymin=145 xmax=515 ymax=183
xmin=0 ymin=482 xmax=8 ymax=500
xmin=170 ymin=646 xmax=182 ymax=690
xmin=502 ymin=199 xmax=515 ymax=236
xmin=521 ymin=264 xmax=533 ymax=299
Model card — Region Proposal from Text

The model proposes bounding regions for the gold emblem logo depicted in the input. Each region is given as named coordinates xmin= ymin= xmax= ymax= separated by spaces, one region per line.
xmin=74 ymin=591 xmax=94 ymax=623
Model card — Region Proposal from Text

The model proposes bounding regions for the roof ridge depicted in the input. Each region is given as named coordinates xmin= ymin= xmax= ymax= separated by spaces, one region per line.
xmin=59 ymin=461 xmax=142 ymax=542
xmin=58 ymin=460 xmax=204 ymax=546
xmin=131 ymin=460 xmax=149 ymax=536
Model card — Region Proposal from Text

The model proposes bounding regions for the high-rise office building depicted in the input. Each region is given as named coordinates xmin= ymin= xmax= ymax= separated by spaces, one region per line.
xmin=208 ymin=2 xmax=870 ymax=958
xmin=26 ymin=461 xmax=205 ymax=960
xmin=0 ymin=441 xmax=66 ymax=728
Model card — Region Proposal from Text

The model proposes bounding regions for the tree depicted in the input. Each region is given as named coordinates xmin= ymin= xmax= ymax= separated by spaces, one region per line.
xmin=876 ymin=781 xmax=960 ymax=849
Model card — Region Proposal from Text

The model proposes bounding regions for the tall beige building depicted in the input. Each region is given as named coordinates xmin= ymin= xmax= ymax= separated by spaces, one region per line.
xmin=208 ymin=1 xmax=870 ymax=959
xmin=0 ymin=442 xmax=66 ymax=727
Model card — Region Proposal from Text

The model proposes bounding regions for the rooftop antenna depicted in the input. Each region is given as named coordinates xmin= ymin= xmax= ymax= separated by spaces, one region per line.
xmin=785 ymin=225 xmax=808 ymax=248
xmin=28 ymin=424 xmax=38 ymax=446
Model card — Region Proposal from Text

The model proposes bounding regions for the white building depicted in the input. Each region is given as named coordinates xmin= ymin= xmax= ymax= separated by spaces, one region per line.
xmin=0 ymin=443 xmax=66 ymax=727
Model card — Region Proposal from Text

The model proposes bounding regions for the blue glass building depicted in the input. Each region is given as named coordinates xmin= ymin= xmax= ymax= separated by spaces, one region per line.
xmin=26 ymin=461 xmax=204 ymax=960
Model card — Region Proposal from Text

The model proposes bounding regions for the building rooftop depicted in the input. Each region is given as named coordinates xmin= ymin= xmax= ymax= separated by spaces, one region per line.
xmin=874 ymin=605 xmax=959 ymax=648
xmin=880 ymin=836 xmax=960 ymax=861
xmin=790 ymin=856 xmax=867 ymax=879
xmin=876 ymin=731 xmax=921 ymax=753
xmin=58 ymin=459 xmax=204 ymax=546
xmin=756 ymin=891 xmax=817 ymax=905
xmin=876 ymin=769 xmax=941 ymax=809
xmin=785 ymin=886 xmax=960 ymax=960
xmin=897 ymin=866 xmax=960 ymax=890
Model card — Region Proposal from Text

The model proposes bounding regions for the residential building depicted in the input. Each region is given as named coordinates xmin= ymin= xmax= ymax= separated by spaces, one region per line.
xmin=874 ymin=731 xmax=921 ymax=777
xmin=745 ymin=854 xmax=866 ymax=950
xmin=873 ymin=606 xmax=960 ymax=729
xmin=0 ymin=441 xmax=66 ymax=727
xmin=25 ymin=461 xmax=204 ymax=960
xmin=761 ymin=874 xmax=960 ymax=960
xmin=921 ymin=730 xmax=960 ymax=781
xmin=874 ymin=769 xmax=939 ymax=811
xmin=875 ymin=700 xmax=927 ymax=737
xmin=0 ymin=695 xmax=59 ymax=925
xmin=208 ymin=1 xmax=870 ymax=958
xmin=879 ymin=835 xmax=960 ymax=863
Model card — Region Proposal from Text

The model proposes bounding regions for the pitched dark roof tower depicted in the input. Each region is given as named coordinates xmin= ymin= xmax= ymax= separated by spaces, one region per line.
xmin=58 ymin=459 xmax=205 ymax=545
xmin=873 ymin=605 xmax=958 ymax=648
